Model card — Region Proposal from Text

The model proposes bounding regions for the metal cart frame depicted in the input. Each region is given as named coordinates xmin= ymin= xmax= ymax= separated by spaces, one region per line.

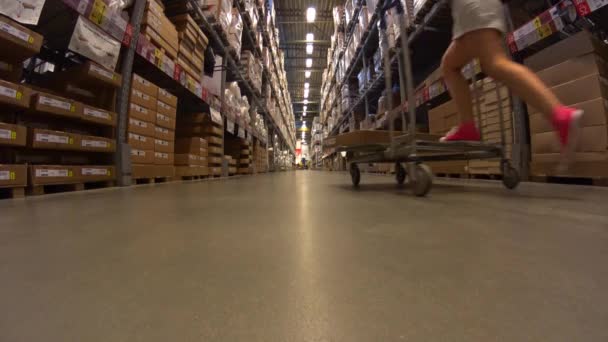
xmin=341 ymin=0 xmax=520 ymax=196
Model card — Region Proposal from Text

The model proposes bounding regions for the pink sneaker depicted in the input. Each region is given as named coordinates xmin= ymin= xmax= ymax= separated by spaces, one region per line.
xmin=552 ymin=106 xmax=584 ymax=170
xmin=440 ymin=121 xmax=481 ymax=142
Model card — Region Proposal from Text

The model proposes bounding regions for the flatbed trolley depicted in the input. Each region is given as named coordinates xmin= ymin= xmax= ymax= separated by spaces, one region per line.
xmin=340 ymin=0 xmax=520 ymax=196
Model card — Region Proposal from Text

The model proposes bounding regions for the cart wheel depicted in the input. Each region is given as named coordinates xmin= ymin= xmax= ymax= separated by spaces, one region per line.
xmin=350 ymin=164 xmax=361 ymax=187
xmin=410 ymin=164 xmax=433 ymax=197
xmin=502 ymin=163 xmax=520 ymax=190
xmin=395 ymin=163 xmax=406 ymax=185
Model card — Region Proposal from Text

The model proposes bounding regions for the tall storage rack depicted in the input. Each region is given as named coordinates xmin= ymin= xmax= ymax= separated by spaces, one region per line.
xmin=0 ymin=0 xmax=297 ymax=198
xmin=319 ymin=0 xmax=608 ymax=190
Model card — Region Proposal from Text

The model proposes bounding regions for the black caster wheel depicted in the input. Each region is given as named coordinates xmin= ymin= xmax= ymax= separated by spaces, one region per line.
xmin=502 ymin=163 xmax=520 ymax=190
xmin=410 ymin=164 xmax=433 ymax=197
xmin=395 ymin=163 xmax=406 ymax=185
xmin=350 ymin=164 xmax=361 ymax=187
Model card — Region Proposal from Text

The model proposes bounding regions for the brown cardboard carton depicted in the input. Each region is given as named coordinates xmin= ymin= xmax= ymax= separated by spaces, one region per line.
xmin=130 ymin=148 xmax=155 ymax=164
xmin=156 ymin=100 xmax=177 ymax=118
xmin=524 ymin=31 xmax=608 ymax=72
xmin=0 ymin=80 xmax=31 ymax=109
xmin=210 ymin=166 xmax=222 ymax=176
xmin=156 ymin=112 xmax=176 ymax=130
xmin=428 ymin=100 xmax=458 ymax=134
xmin=64 ymin=61 xmax=122 ymax=88
xmin=154 ymin=165 xmax=176 ymax=177
xmin=158 ymin=88 xmax=178 ymax=107
xmin=532 ymin=152 xmax=608 ymax=164
xmin=31 ymin=92 xmax=82 ymax=119
xmin=0 ymin=164 xmax=27 ymax=188
xmin=536 ymin=53 xmax=607 ymax=88
xmin=79 ymin=135 xmax=115 ymax=152
xmin=29 ymin=128 xmax=78 ymax=150
xmin=532 ymin=126 xmax=608 ymax=154
xmin=541 ymin=73 xmax=608 ymax=108
xmin=29 ymin=165 xmax=79 ymax=185
xmin=174 ymin=153 xmax=201 ymax=166
xmin=0 ymin=61 xmax=22 ymax=82
xmin=142 ymin=10 xmax=179 ymax=51
xmin=129 ymin=103 xmax=156 ymax=123
xmin=207 ymin=136 xmax=222 ymax=146
xmin=0 ymin=122 xmax=27 ymax=146
xmin=531 ymin=158 xmax=608 ymax=178
xmin=334 ymin=130 xmax=403 ymax=147
xmin=154 ymin=126 xmax=175 ymax=141
xmin=141 ymin=25 xmax=178 ymax=58
xmin=130 ymin=88 xmax=157 ymax=110
xmin=208 ymin=146 xmax=223 ymax=156
xmin=132 ymin=164 xmax=156 ymax=178
xmin=208 ymin=156 xmax=222 ymax=165
xmin=154 ymin=138 xmax=174 ymax=153
xmin=175 ymin=165 xmax=203 ymax=177
xmin=128 ymin=118 xmax=155 ymax=137
xmin=175 ymin=137 xmax=206 ymax=154
xmin=132 ymin=74 xmax=159 ymax=98
xmin=128 ymin=132 xmax=155 ymax=151
xmin=530 ymin=98 xmax=608 ymax=134
xmin=82 ymin=104 xmax=117 ymax=126
xmin=154 ymin=151 xmax=174 ymax=165
xmin=0 ymin=15 xmax=43 ymax=63
xmin=79 ymin=165 xmax=115 ymax=181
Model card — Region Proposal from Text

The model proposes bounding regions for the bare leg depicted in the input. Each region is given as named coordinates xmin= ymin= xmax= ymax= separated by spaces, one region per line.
xmin=465 ymin=29 xmax=562 ymax=120
xmin=441 ymin=40 xmax=476 ymax=123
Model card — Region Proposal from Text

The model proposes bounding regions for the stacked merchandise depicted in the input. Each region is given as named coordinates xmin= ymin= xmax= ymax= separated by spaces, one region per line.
xmin=525 ymin=32 xmax=608 ymax=179
xmin=155 ymin=87 xmax=178 ymax=176
xmin=225 ymin=138 xmax=251 ymax=174
xmin=169 ymin=14 xmax=209 ymax=83
xmin=207 ymin=126 xmax=224 ymax=176
xmin=252 ymin=140 xmax=268 ymax=173
xmin=239 ymin=51 xmax=263 ymax=94
xmin=1 ymin=16 xmax=120 ymax=195
xmin=238 ymin=140 xmax=252 ymax=174
xmin=176 ymin=111 xmax=224 ymax=177
xmin=142 ymin=0 xmax=179 ymax=62
xmin=223 ymin=155 xmax=236 ymax=175
xmin=200 ymin=0 xmax=233 ymax=30
xmin=174 ymin=137 xmax=209 ymax=177
xmin=227 ymin=8 xmax=243 ymax=57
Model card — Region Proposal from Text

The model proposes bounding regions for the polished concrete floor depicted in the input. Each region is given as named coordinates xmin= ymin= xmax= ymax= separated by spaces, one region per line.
xmin=1 ymin=171 xmax=607 ymax=341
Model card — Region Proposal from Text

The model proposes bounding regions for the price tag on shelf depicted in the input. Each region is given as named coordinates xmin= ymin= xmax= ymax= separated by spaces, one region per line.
xmin=227 ymin=119 xmax=235 ymax=134
xmin=89 ymin=0 xmax=107 ymax=25
xmin=574 ymin=0 xmax=608 ymax=15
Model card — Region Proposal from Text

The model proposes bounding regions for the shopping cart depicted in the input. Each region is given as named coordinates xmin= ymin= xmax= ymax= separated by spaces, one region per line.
xmin=338 ymin=0 xmax=520 ymax=196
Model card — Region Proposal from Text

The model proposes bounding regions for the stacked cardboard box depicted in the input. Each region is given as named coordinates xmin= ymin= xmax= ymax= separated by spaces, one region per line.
xmin=238 ymin=140 xmax=252 ymax=174
xmin=155 ymin=87 xmax=178 ymax=177
xmin=142 ymin=0 xmax=179 ymax=60
xmin=170 ymin=14 xmax=209 ymax=82
xmin=252 ymin=140 xmax=268 ymax=173
xmin=174 ymin=137 xmax=209 ymax=177
xmin=224 ymin=155 xmax=236 ymax=175
xmin=525 ymin=32 xmax=608 ymax=178
xmin=176 ymin=111 xmax=224 ymax=177
xmin=129 ymin=73 xmax=158 ymax=176
xmin=239 ymin=51 xmax=263 ymax=94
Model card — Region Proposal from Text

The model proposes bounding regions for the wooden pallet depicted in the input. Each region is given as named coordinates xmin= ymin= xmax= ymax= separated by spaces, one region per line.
xmin=530 ymin=176 xmax=608 ymax=187
xmin=0 ymin=187 xmax=25 ymax=199
xmin=134 ymin=177 xmax=173 ymax=185
xmin=27 ymin=181 xmax=115 ymax=196
xmin=178 ymin=175 xmax=209 ymax=181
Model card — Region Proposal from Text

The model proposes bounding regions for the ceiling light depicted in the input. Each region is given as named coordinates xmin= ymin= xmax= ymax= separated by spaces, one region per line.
xmin=304 ymin=90 xmax=309 ymax=98
xmin=306 ymin=58 xmax=312 ymax=68
xmin=304 ymin=82 xmax=310 ymax=89
xmin=306 ymin=44 xmax=313 ymax=54
xmin=303 ymin=112 xmax=307 ymax=117
xmin=304 ymin=99 xmax=308 ymax=104
xmin=305 ymin=70 xmax=311 ymax=78
xmin=306 ymin=7 xmax=316 ymax=22
xmin=306 ymin=33 xmax=314 ymax=42
xmin=303 ymin=106 xmax=307 ymax=111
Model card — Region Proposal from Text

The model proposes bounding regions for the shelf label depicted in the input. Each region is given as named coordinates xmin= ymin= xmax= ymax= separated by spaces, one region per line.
xmin=36 ymin=133 xmax=70 ymax=144
xmin=155 ymin=139 xmax=169 ymax=146
xmin=210 ymin=107 xmax=222 ymax=125
xmin=0 ymin=21 xmax=32 ymax=43
xmin=39 ymin=95 xmax=72 ymax=111
xmin=155 ymin=126 xmax=169 ymax=134
xmin=82 ymin=168 xmax=109 ymax=176
xmin=227 ymin=119 xmax=235 ymax=134
xmin=82 ymin=139 xmax=109 ymax=148
xmin=36 ymin=169 xmax=69 ymax=178
xmin=0 ymin=170 xmax=13 ymax=181
xmin=0 ymin=128 xmax=15 ymax=140
xmin=129 ymin=118 xmax=148 ymax=128
xmin=131 ymin=149 xmax=146 ymax=156
xmin=0 ymin=85 xmax=18 ymax=99
xmin=84 ymin=107 xmax=111 ymax=120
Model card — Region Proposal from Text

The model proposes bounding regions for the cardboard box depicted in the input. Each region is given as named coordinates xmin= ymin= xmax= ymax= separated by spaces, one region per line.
xmin=80 ymin=135 xmax=115 ymax=152
xmin=154 ymin=165 xmax=176 ymax=177
xmin=154 ymin=126 xmax=175 ymax=141
xmin=64 ymin=61 xmax=122 ymax=88
xmin=82 ymin=104 xmax=117 ymax=126
xmin=208 ymin=146 xmax=223 ymax=156
xmin=0 ymin=61 xmax=23 ymax=82
xmin=532 ymin=126 xmax=608 ymax=154
xmin=158 ymin=88 xmax=178 ymax=107
xmin=154 ymin=152 xmax=174 ymax=165
xmin=154 ymin=138 xmax=174 ymax=153
xmin=174 ymin=153 xmax=201 ymax=166
xmin=175 ymin=165 xmax=204 ymax=177
xmin=128 ymin=132 xmax=155 ymax=151
xmin=210 ymin=166 xmax=222 ymax=176
xmin=207 ymin=136 xmax=222 ymax=146
xmin=29 ymin=128 xmax=78 ymax=150
xmin=536 ymin=53 xmax=607 ymax=88
xmin=334 ymin=130 xmax=403 ymax=147
xmin=0 ymin=15 xmax=43 ymax=63
xmin=0 ymin=122 xmax=27 ymax=146
xmin=548 ymin=73 xmax=608 ymax=107
xmin=79 ymin=165 xmax=115 ymax=181
xmin=142 ymin=9 xmax=179 ymax=51
xmin=208 ymin=156 xmax=222 ymax=165
xmin=524 ymin=31 xmax=608 ymax=72
xmin=132 ymin=164 xmax=156 ymax=178
xmin=156 ymin=113 xmax=176 ymax=130
xmin=129 ymin=103 xmax=156 ymax=123
xmin=0 ymin=164 xmax=27 ymax=188
xmin=531 ymin=159 xmax=608 ymax=178
xmin=174 ymin=137 xmax=207 ymax=154
xmin=532 ymin=152 xmax=608 ymax=164
xmin=0 ymin=80 xmax=31 ymax=109
xmin=530 ymin=98 xmax=608 ymax=134
xmin=156 ymin=100 xmax=177 ymax=118
xmin=128 ymin=118 xmax=155 ymax=137
xmin=131 ymin=88 xmax=157 ymax=110
xmin=131 ymin=148 xmax=155 ymax=164
xmin=31 ymin=92 xmax=82 ymax=119
xmin=141 ymin=25 xmax=178 ymax=58
xmin=132 ymin=74 xmax=159 ymax=98
xmin=428 ymin=100 xmax=458 ymax=134
xmin=29 ymin=165 xmax=79 ymax=185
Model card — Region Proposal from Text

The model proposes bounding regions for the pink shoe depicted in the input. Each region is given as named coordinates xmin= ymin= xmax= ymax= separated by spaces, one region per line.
xmin=552 ymin=106 xmax=584 ymax=170
xmin=440 ymin=121 xmax=481 ymax=142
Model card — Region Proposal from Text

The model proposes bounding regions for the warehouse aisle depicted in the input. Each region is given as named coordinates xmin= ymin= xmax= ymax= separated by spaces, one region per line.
xmin=1 ymin=172 xmax=608 ymax=341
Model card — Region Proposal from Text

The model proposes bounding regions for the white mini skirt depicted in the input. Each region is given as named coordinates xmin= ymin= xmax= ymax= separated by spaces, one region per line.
xmin=451 ymin=0 xmax=507 ymax=39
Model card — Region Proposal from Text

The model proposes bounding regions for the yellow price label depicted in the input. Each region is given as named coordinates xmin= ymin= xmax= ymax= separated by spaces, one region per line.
xmin=10 ymin=131 xmax=16 ymax=139
xmin=70 ymin=105 xmax=76 ymax=112
xmin=533 ymin=17 xmax=542 ymax=29
xmin=108 ymin=170 xmax=111 ymax=176
xmin=16 ymin=91 xmax=22 ymax=100
xmin=69 ymin=138 xmax=74 ymax=144
xmin=68 ymin=171 xmax=73 ymax=177
xmin=28 ymin=36 xmax=34 ymax=44
xmin=89 ymin=0 xmax=107 ymax=25
xmin=538 ymin=24 xmax=553 ymax=39
xmin=10 ymin=172 xmax=15 ymax=180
